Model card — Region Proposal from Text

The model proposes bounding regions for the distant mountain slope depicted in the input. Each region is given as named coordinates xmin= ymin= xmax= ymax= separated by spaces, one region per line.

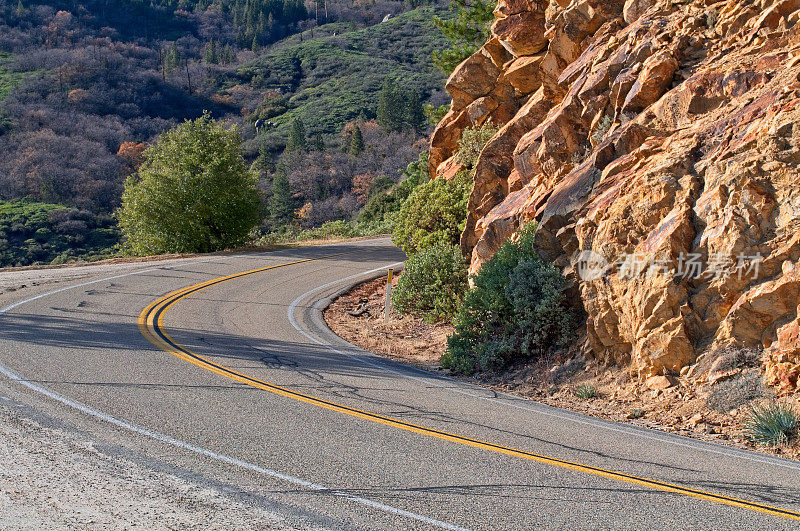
xmin=231 ymin=7 xmax=448 ymax=138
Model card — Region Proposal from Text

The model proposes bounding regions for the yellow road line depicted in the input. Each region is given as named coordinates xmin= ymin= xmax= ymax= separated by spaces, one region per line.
xmin=137 ymin=257 xmax=800 ymax=521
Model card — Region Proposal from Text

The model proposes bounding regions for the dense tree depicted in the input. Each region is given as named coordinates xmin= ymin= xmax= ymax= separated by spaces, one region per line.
xmin=118 ymin=114 xmax=260 ymax=255
xmin=376 ymin=78 xmax=426 ymax=134
xmin=285 ymin=118 xmax=307 ymax=151
xmin=268 ymin=161 xmax=296 ymax=226
xmin=348 ymin=124 xmax=364 ymax=156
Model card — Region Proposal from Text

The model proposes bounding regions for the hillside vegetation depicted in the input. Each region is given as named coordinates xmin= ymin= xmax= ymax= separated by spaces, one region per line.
xmin=0 ymin=0 xmax=450 ymax=267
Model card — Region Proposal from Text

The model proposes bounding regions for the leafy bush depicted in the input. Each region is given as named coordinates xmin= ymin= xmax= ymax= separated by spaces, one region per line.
xmin=455 ymin=121 xmax=499 ymax=169
xmin=118 ymin=114 xmax=261 ymax=255
xmin=442 ymin=224 xmax=574 ymax=374
xmin=392 ymin=243 xmax=468 ymax=323
xmin=392 ymin=171 xmax=471 ymax=256
xmin=743 ymin=401 xmax=799 ymax=446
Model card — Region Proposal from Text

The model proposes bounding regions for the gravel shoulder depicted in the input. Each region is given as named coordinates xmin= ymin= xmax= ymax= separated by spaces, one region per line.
xmin=0 ymin=394 xmax=327 ymax=530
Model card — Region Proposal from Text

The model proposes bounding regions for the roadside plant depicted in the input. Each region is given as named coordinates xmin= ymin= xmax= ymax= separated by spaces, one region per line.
xmin=442 ymin=223 xmax=575 ymax=374
xmin=743 ymin=401 xmax=799 ymax=446
xmin=391 ymin=171 xmax=471 ymax=256
xmin=628 ymin=408 xmax=645 ymax=419
xmin=118 ymin=113 xmax=260 ymax=255
xmin=575 ymin=384 xmax=597 ymax=400
xmin=392 ymin=243 xmax=468 ymax=323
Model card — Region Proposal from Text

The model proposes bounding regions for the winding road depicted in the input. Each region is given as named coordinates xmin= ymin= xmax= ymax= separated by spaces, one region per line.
xmin=1 ymin=238 xmax=799 ymax=529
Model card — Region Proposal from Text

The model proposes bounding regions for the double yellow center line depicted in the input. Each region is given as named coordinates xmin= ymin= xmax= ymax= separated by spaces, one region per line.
xmin=138 ymin=255 xmax=800 ymax=521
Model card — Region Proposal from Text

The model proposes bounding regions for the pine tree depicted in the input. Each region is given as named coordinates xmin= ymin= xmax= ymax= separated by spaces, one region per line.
xmin=376 ymin=78 xmax=403 ymax=133
xmin=251 ymin=35 xmax=260 ymax=54
xmin=285 ymin=118 xmax=307 ymax=152
xmin=341 ymin=129 xmax=352 ymax=153
xmin=433 ymin=0 xmax=495 ymax=74
xmin=403 ymin=89 xmax=426 ymax=134
xmin=15 ymin=0 xmax=24 ymax=17
xmin=269 ymin=163 xmax=295 ymax=226
xmin=311 ymin=133 xmax=325 ymax=151
xmin=348 ymin=125 xmax=364 ymax=157
xmin=203 ymin=39 xmax=218 ymax=64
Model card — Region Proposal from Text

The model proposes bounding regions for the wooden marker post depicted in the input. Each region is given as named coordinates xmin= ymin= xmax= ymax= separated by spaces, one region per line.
xmin=384 ymin=268 xmax=393 ymax=323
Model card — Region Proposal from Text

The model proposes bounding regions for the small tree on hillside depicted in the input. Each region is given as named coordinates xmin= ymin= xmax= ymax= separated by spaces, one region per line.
xmin=118 ymin=113 xmax=261 ymax=255
xmin=286 ymin=118 xmax=307 ymax=152
xmin=348 ymin=125 xmax=364 ymax=156
xmin=377 ymin=78 xmax=424 ymax=133
xmin=269 ymin=162 xmax=296 ymax=226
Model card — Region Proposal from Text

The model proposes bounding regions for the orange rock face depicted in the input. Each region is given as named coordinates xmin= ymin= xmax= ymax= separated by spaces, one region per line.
xmin=430 ymin=0 xmax=800 ymax=384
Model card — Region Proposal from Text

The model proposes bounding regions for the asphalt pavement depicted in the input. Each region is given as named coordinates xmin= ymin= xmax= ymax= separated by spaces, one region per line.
xmin=1 ymin=238 xmax=799 ymax=530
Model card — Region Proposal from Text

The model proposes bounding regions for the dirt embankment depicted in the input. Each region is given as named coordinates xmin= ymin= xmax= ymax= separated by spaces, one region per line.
xmin=325 ymin=275 xmax=800 ymax=460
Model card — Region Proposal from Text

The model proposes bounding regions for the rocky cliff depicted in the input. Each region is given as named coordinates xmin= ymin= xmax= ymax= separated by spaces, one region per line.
xmin=432 ymin=0 xmax=800 ymax=392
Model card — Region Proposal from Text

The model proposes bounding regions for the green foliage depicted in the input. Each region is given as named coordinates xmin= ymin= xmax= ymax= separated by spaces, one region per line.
xmin=269 ymin=162 xmax=296 ymax=226
xmin=575 ymin=384 xmax=598 ymax=399
xmin=348 ymin=124 xmax=364 ymax=156
xmin=358 ymin=152 xmax=430 ymax=226
xmin=390 ymin=122 xmax=496 ymax=256
xmin=455 ymin=121 xmax=499 ymax=169
xmin=253 ymin=92 xmax=290 ymax=122
xmin=203 ymin=38 xmax=219 ymax=64
xmin=743 ymin=401 xmax=799 ymax=446
xmin=118 ymin=114 xmax=261 ymax=255
xmin=162 ymin=42 xmax=182 ymax=74
xmin=0 ymin=200 xmax=119 ymax=268
xmin=424 ymin=103 xmax=450 ymax=126
xmin=392 ymin=171 xmax=471 ymax=256
xmin=0 ymin=53 xmax=28 ymax=102
xmin=254 ymin=217 xmax=393 ymax=246
xmin=442 ymin=224 xmax=574 ymax=374
xmin=285 ymin=118 xmax=307 ymax=151
xmin=392 ymin=243 xmax=468 ymax=323
xmin=432 ymin=0 xmax=496 ymax=74
xmin=376 ymin=78 xmax=426 ymax=134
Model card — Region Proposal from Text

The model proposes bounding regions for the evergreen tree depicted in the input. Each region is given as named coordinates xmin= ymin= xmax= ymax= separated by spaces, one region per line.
xmin=341 ymin=129 xmax=352 ymax=153
xmin=376 ymin=78 xmax=404 ymax=133
xmin=203 ymin=38 xmax=218 ymax=64
xmin=403 ymin=88 xmax=426 ymax=134
xmin=269 ymin=163 xmax=295 ymax=226
xmin=251 ymin=35 xmax=260 ymax=53
xmin=348 ymin=125 xmax=364 ymax=156
xmin=15 ymin=0 xmax=24 ymax=16
xmin=285 ymin=118 xmax=307 ymax=151
xmin=377 ymin=78 xmax=426 ymax=133
xmin=164 ymin=43 xmax=181 ymax=74
xmin=433 ymin=0 xmax=496 ymax=74
xmin=311 ymin=133 xmax=325 ymax=151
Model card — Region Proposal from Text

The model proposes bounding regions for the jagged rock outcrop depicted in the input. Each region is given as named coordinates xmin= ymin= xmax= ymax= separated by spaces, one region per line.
xmin=431 ymin=0 xmax=800 ymax=388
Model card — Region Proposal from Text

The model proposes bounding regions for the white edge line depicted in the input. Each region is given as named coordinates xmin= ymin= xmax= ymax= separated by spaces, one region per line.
xmin=0 ymin=251 xmax=470 ymax=531
xmin=287 ymin=264 xmax=800 ymax=473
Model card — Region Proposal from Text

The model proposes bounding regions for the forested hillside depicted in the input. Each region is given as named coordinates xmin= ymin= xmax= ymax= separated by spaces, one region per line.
xmin=0 ymin=0 xmax=449 ymax=267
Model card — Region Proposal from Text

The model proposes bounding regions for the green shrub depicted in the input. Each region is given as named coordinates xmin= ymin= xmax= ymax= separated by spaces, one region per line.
xmin=392 ymin=243 xmax=468 ymax=323
xmin=391 ymin=171 xmax=471 ymax=256
xmin=743 ymin=401 xmax=799 ymax=446
xmin=455 ymin=122 xmax=499 ymax=169
xmin=575 ymin=384 xmax=597 ymax=399
xmin=442 ymin=224 xmax=574 ymax=374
